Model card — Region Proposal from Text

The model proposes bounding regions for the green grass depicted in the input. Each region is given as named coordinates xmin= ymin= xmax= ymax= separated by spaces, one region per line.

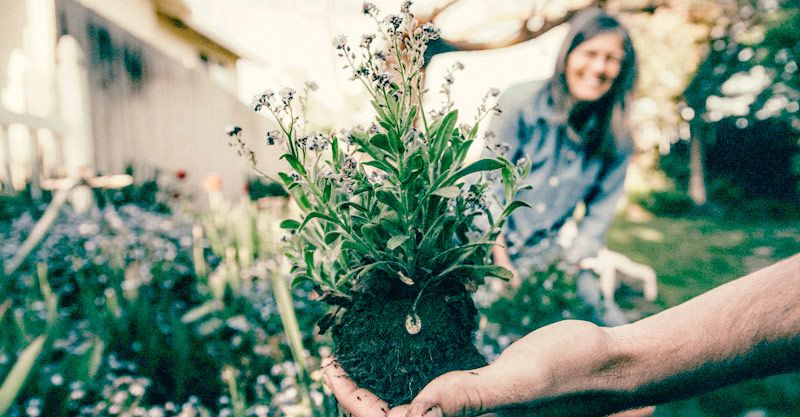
xmin=607 ymin=214 xmax=800 ymax=417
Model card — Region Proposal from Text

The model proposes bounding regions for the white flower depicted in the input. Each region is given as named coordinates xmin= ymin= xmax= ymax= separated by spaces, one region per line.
xmin=332 ymin=35 xmax=348 ymax=50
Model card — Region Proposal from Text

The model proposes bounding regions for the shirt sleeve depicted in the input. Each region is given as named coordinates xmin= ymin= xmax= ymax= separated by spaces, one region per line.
xmin=564 ymin=152 xmax=631 ymax=264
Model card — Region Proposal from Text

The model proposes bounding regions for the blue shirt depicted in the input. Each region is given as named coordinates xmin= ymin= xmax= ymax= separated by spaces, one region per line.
xmin=488 ymin=80 xmax=631 ymax=266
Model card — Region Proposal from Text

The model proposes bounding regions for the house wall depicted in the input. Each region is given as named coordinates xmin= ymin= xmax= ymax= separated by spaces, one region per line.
xmin=57 ymin=0 xmax=281 ymax=200
xmin=72 ymin=0 xmax=197 ymax=67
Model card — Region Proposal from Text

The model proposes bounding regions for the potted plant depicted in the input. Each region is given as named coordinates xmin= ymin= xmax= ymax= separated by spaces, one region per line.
xmin=227 ymin=2 xmax=531 ymax=406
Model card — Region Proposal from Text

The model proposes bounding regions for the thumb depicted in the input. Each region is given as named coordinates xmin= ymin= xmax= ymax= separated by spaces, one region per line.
xmin=406 ymin=370 xmax=488 ymax=417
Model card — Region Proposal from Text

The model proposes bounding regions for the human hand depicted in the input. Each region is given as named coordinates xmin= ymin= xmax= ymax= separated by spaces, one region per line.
xmin=324 ymin=321 xmax=649 ymax=417
xmin=405 ymin=320 xmax=614 ymax=417
xmin=322 ymin=357 xmax=407 ymax=417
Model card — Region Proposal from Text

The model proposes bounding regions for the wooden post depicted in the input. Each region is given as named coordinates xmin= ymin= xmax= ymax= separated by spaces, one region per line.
xmin=27 ymin=125 xmax=42 ymax=200
xmin=57 ymin=35 xmax=95 ymax=212
xmin=0 ymin=124 xmax=13 ymax=192
xmin=689 ymin=121 xmax=709 ymax=206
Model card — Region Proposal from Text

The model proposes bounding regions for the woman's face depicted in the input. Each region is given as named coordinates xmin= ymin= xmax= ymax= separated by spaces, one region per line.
xmin=565 ymin=31 xmax=625 ymax=102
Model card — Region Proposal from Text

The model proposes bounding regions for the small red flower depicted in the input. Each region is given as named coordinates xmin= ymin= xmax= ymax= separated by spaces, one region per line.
xmin=175 ymin=169 xmax=187 ymax=180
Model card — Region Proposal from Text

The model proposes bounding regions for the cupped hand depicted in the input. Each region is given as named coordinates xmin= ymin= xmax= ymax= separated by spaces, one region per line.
xmin=405 ymin=321 xmax=611 ymax=417
xmin=322 ymin=357 xmax=414 ymax=417
xmin=323 ymin=320 xmax=621 ymax=417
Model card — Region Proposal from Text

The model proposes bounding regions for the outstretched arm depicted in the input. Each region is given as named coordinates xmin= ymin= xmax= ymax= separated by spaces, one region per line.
xmin=405 ymin=253 xmax=800 ymax=417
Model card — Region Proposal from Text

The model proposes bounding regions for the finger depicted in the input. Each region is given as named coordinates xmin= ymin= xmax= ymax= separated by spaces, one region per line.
xmin=321 ymin=356 xmax=336 ymax=368
xmin=321 ymin=360 xmax=389 ymax=417
xmin=406 ymin=402 xmax=442 ymax=417
xmin=387 ymin=405 xmax=411 ymax=417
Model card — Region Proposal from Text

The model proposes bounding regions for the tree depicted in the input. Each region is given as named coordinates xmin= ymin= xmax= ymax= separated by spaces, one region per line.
xmin=677 ymin=0 xmax=800 ymax=205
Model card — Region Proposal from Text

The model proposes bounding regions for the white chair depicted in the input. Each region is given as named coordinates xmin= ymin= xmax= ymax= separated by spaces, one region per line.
xmin=580 ymin=248 xmax=658 ymax=302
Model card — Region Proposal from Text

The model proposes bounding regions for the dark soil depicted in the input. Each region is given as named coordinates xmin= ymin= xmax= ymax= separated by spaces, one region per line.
xmin=331 ymin=277 xmax=486 ymax=406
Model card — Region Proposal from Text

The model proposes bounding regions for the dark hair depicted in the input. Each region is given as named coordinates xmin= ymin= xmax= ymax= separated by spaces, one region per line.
xmin=547 ymin=8 xmax=637 ymax=160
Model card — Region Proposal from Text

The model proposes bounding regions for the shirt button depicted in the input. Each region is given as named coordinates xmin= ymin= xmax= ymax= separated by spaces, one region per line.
xmin=548 ymin=176 xmax=559 ymax=187
xmin=535 ymin=203 xmax=546 ymax=213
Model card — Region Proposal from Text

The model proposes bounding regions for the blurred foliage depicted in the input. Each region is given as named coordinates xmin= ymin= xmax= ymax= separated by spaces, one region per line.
xmin=478 ymin=261 xmax=593 ymax=358
xmin=0 ymin=190 xmax=333 ymax=416
xmin=245 ymin=178 xmax=288 ymax=201
xmin=97 ymin=165 xmax=188 ymax=214
xmin=0 ymin=186 xmax=51 ymax=231
xmin=657 ymin=118 xmax=800 ymax=217
xmin=630 ymin=189 xmax=696 ymax=217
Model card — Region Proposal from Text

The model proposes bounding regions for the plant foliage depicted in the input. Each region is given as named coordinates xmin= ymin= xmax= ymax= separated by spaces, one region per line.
xmin=228 ymin=3 xmax=530 ymax=324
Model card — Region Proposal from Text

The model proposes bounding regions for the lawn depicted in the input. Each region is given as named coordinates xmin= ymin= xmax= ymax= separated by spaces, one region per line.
xmin=607 ymin=213 xmax=800 ymax=417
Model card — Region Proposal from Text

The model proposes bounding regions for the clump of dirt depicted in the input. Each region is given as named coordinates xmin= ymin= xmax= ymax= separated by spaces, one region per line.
xmin=331 ymin=276 xmax=486 ymax=406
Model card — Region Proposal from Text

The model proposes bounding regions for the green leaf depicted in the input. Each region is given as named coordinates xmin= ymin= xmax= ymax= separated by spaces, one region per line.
xmin=404 ymin=106 xmax=417 ymax=132
xmin=299 ymin=211 xmax=338 ymax=231
xmin=181 ymin=300 xmax=224 ymax=323
xmin=401 ymin=167 xmax=424 ymax=186
xmin=290 ymin=274 xmax=314 ymax=287
xmin=0 ymin=336 xmax=46 ymax=416
xmin=338 ymin=201 xmax=369 ymax=213
xmin=280 ymin=154 xmax=307 ymax=176
xmin=432 ymin=264 xmax=512 ymax=283
xmin=501 ymin=166 xmax=514 ymax=200
xmin=436 ymin=110 xmax=458 ymax=142
xmin=331 ymin=136 xmax=340 ymax=167
xmin=324 ymin=232 xmax=341 ymax=245
xmin=432 ymin=110 xmax=458 ymax=156
xmin=455 ymin=139 xmax=474 ymax=164
xmin=278 ymin=172 xmax=295 ymax=187
xmin=502 ymin=200 xmax=532 ymax=218
xmin=387 ymin=235 xmax=409 ymax=250
xmin=362 ymin=159 xmax=398 ymax=176
xmin=432 ymin=186 xmax=460 ymax=198
xmin=279 ymin=219 xmax=301 ymax=229
xmin=485 ymin=265 xmax=514 ymax=281
xmin=323 ymin=182 xmax=332 ymax=203
xmin=370 ymin=134 xmax=392 ymax=153
xmin=436 ymin=158 xmax=505 ymax=189
xmin=398 ymin=270 xmax=415 ymax=285
xmin=371 ymin=99 xmax=389 ymax=121
xmin=304 ymin=248 xmax=315 ymax=272
xmin=378 ymin=121 xmax=394 ymax=134
xmin=431 ymin=242 xmax=495 ymax=264
xmin=376 ymin=190 xmax=404 ymax=214
xmin=467 ymin=123 xmax=480 ymax=140
xmin=342 ymin=240 xmax=370 ymax=255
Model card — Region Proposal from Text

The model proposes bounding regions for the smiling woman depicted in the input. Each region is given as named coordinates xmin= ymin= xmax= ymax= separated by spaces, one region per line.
xmin=488 ymin=7 xmax=639 ymax=327
xmin=565 ymin=31 xmax=625 ymax=102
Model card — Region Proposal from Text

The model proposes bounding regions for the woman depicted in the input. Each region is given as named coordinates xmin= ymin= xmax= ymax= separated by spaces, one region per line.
xmin=490 ymin=7 xmax=638 ymax=327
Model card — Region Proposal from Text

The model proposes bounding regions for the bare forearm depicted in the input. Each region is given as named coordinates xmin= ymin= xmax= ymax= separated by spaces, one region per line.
xmin=503 ymin=254 xmax=800 ymax=415
xmin=547 ymin=253 xmax=800 ymax=413
xmin=609 ymin=253 xmax=800 ymax=404
xmin=407 ymin=255 xmax=800 ymax=417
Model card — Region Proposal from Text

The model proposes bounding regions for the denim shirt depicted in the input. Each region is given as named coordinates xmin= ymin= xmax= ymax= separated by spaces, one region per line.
xmin=488 ymin=80 xmax=631 ymax=266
